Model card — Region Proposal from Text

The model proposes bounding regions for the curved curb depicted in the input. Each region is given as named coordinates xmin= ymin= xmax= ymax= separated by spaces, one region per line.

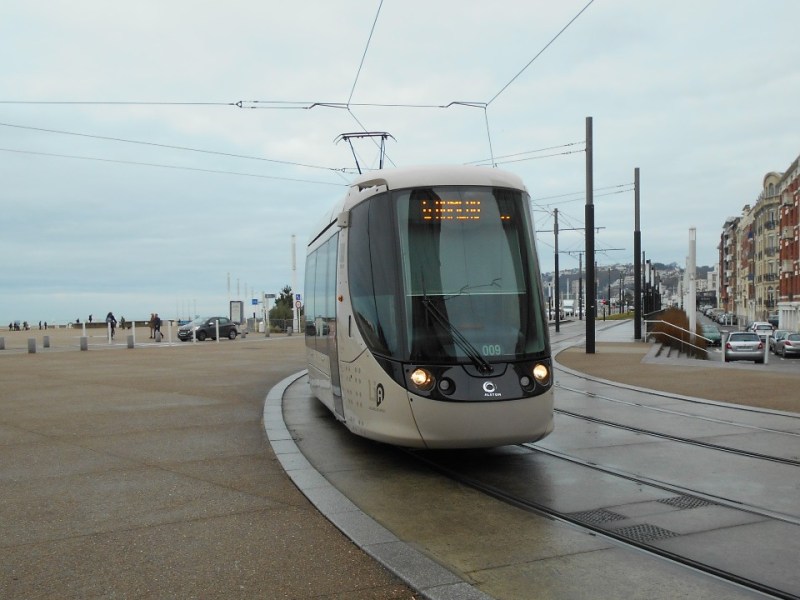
xmin=552 ymin=345 xmax=800 ymax=419
xmin=263 ymin=371 xmax=492 ymax=600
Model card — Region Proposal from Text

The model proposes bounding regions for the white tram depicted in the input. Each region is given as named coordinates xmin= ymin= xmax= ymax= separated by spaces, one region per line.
xmin=304 ymin=165 xmax=554 ymax=449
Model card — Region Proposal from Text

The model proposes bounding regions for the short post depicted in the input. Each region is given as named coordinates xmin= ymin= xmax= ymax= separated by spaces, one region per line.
xmin=28 ymin=338 xmax=36 ymax=354
xmin=215 ymin=319 xmax=220 ymax=343
xmin=82 ymin=322 xmax=86 ymax=337
xmin=0 ymin=337 xmax=5 ymax=350
xmin=107 ymin=321 xmax=112 ymax=344
xmin=132 ymin=321 xmax=136 ymax=346
xmin=43 ymin=335 xmax=50 ymax=348
xmin=764 ymin=333 xmax=770 ymax=365
xmin=127 ymin=335 xmax=134 ymax=349
xmin=80 ymin=336 xmax=88 ymax=351
xmin=168 ymin=320 xmax=173 ymax=345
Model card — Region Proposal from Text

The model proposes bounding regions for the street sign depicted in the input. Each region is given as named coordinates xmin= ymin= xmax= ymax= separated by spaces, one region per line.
xmin=295 ymin=293 xmax=302 ymax=301
xmin=265 ymin=293 xmax=276 ymax=299
xmin=251 ymin=298 xmax=258 ymax=305
xmin=295 ymin=300 xmax=302 ymax=309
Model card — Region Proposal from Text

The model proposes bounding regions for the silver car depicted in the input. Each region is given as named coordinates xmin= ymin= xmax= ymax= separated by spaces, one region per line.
xmin=724 ymin=331 xmax=765 ymax=363
xmin=770 ymin=330 xmax=790 ymax=353
xmin=775 ymin=332 xmax=800 ymax=358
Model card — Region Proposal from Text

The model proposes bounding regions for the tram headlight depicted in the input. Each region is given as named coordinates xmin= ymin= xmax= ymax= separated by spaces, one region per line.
xmin=532 ymin=363 xmax=550 ymax=385
xmin=410 ymin=368 xmax=435 ymax=392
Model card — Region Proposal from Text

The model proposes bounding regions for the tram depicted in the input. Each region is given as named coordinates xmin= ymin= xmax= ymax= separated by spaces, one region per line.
xmin=304 ymin=165 xmax=554 ymax=449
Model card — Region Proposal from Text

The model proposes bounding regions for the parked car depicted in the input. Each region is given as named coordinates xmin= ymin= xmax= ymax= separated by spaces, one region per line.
xmin=775 ymin=332 xmax=800 ymax=358
xmin=770 ymin=330 xmax=790 ymax=353
xmin=177 ymin=316 xmax=238 ymax=342
xmin=700 ymin=324 xmax=722 ymax=347
xmin=724 ymin=331 xmax=765 ymax=363
xmin=767 ymin=313 xmax=779 ymax=328
xmin=748 ymin=321 xmax=774 ymax=342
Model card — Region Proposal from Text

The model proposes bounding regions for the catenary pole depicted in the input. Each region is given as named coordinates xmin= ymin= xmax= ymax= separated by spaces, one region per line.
xmin=585 ymin=117 xmax=595 ymax=353
xmin=554 ymin=208 xmax=560 ymax=332
xmin=634 ymin=167 xmax=642 ymax=340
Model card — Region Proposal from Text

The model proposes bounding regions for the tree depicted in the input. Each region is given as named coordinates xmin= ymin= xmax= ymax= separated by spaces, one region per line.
xmin=269 ymin=285 xmax=295 ymax=321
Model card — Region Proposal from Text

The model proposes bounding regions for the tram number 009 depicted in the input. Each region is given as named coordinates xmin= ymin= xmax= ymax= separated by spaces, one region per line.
xmin=481 ymin=344 xmax=502 ymax=356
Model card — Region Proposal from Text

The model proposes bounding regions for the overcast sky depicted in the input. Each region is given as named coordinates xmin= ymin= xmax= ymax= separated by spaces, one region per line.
xmin=2 ymin=1 xmax=798 ymax=324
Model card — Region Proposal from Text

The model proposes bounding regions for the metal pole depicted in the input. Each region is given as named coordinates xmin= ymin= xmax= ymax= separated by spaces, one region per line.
xmin=689 ymin=228 xmax=697 ymax=344
xmin=554 ymin=208 xmax=560 ymax=333
xmin=585 ymin=117 xmax=595 ymax=353
xmin=579 ymin=253 xmax=584 ymax=320
xmin=634 ymin=168 xmax=642 ymax=339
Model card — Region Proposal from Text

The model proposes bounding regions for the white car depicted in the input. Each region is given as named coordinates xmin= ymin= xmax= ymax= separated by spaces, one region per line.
xmin=748 ymin=321 xmax=774 ymax=342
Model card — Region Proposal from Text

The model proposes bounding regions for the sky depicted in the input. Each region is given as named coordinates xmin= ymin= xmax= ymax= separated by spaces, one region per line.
xmin=2 ymin=0 xmax=799 ymax=324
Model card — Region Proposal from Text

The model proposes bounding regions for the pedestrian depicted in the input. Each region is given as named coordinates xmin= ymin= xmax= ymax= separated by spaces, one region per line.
xmin=44 ymin=321 xmax=48 ymax=330
xmin=105 ymin=311 xmax=117 ymax=339
xmin=89 ymin=314 xmax=93 ymax=324
xmin=149 ymin=313 xmax=155 ymax=338
xmin=120 ymin=316 xmax=126 ymax=331
xmin=153 ymin=313 xmax=162 ymax=341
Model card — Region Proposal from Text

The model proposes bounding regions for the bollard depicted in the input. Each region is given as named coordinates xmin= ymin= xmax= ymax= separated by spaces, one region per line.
xmin=0 ymin=337 xmax=5 ymax=350
xmin=127 ymin=334 xmax=134 ymax=349
xmin=287 ymin=326 xmax=293 ymax=336
xmin=28 ymin=338 xmax=36 ymax=354
xmin=43 ymin=335 xmax=50 ymax=348
xmin=80 ymin=336 xmax=88 ymax=351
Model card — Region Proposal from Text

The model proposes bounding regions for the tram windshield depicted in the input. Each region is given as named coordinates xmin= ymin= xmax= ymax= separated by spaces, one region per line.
xmin=348 ymin=185 xmax=548 ymax=365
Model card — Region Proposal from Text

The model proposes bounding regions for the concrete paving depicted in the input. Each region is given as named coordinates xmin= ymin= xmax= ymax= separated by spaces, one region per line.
xmin=3 ymin=320 xmax=797 ymax=599
xmin=0 ymin=328 xmax=417 ymax=599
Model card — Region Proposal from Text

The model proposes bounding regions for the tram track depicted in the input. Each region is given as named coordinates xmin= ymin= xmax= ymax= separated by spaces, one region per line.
xmin=406 ymin=442 xmax=800 ymax=599
xmin=553 ymin=405 xmax=800 ymax=468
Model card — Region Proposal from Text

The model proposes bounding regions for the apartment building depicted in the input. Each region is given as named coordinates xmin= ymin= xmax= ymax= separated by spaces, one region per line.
xmin=777 ymin=156 xmax=800 ymax=330
xmin=717 ymin=154 xmax=800 ymax=328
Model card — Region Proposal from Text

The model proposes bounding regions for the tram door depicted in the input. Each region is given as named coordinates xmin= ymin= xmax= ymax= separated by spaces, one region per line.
xmin=329 ymin=235 xmax=343 ymax=420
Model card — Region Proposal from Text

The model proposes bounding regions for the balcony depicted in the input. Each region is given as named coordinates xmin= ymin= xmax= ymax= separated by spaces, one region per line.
xmin=765 ymin=220 xmax=778 ymax=230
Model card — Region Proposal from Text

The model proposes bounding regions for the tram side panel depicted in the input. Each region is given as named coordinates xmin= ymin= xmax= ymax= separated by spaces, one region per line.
xmin=335 ymin=231 xmax=426 ymax=447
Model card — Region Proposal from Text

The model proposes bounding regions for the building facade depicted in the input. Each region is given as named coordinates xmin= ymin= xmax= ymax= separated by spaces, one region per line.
xmin=718 ymin=154 xmax=800 ymax=329
xmin=777 ymin=157 xmax=800 ymax=329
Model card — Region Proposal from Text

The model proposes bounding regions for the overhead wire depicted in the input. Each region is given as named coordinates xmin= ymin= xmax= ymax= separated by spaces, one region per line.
xmin=1 ymin=4 xmax=597 ymax=180
xmin=347 ymin=0 xmax=384 ymax=106
xmin=0 ymin=120 xmax=349 ymax=175
xmin=487 ymin=0 xmax=597 ymax=106
xmin=0 ymin=147 xmax=347 ymax=187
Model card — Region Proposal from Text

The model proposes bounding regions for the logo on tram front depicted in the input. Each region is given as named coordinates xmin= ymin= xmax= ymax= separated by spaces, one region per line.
xmin=482 ymin=381 xmax=502 ymax=398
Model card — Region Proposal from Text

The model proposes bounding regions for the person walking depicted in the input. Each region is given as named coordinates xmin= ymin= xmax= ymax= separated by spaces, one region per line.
xmin=153 ymin=313 xmax=162 ymax=341
xmin=105 ymin=312 xmax=117 ymax=340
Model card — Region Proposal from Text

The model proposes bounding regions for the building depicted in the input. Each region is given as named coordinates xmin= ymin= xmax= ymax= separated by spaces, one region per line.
xmin=777 ymin=156 xmax=800 ymax=330
xmin=752 ymin=173 xmax=782 ymax=322
xmin=718 ymin=153 xmax=800 ymax=329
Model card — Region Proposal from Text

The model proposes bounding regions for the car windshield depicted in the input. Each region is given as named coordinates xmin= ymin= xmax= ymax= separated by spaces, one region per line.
xmin=731 ymin=333 xmax=759 ymax=341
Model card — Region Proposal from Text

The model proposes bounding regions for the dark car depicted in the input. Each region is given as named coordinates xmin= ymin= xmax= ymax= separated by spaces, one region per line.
xmin=178 ymin=316 xmax=238 ymax=342
xmin=701 ymin=324 xmax=722 ymax=347
xmin=724 ymin=331 xmax=765 ymax=363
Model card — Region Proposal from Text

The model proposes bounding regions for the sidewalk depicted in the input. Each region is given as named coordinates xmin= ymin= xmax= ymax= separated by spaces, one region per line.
xmin=0 ymin=335 xmax=417 ymax=599
xmin=555 ymin=320 xmax=800 ymax=414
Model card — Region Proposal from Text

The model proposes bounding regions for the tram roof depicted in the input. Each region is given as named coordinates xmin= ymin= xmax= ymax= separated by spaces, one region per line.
xmin=350 ymin=165 xmax=527 ymax=193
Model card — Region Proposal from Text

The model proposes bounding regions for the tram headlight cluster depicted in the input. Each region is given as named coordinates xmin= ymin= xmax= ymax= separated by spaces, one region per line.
xmin=532 ymin=363 xmax=550 ymax=385
xmin=410 ymin=368 xmax=435 ymax=391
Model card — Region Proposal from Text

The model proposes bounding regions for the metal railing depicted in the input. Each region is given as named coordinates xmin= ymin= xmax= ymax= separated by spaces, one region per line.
xmin=644 ymin=319 xmax=711 ymax=358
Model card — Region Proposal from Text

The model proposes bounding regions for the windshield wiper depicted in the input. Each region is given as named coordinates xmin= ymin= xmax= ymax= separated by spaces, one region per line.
xmin=421 ymin=294 xmax=493 ymax=375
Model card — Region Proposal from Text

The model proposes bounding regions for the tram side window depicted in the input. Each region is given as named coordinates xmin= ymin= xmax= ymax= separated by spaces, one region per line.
xmin=305 ymin=251 xmax=317 ymax=347
xmin=305 ymin=233 xmax=338 ymax=355
xmin=348 ymin=195 xmax=401 ymax=358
